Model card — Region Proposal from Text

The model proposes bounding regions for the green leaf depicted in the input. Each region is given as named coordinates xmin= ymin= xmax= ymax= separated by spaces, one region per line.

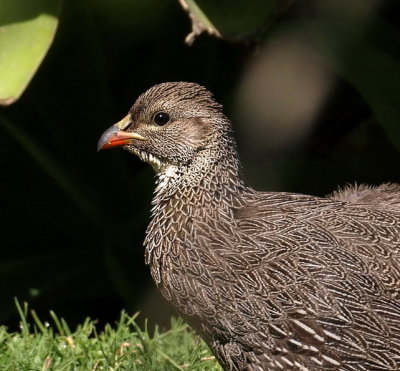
xmin=0 ymin=0 xmax=61 ymax=105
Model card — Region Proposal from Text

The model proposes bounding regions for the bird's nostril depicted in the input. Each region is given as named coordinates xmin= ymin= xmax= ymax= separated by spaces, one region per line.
xmin=115 ymin=115 xmax=132 ymax=130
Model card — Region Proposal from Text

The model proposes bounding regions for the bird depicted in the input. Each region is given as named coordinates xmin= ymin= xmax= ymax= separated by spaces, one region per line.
xmin=98 ymin=82 xmax=400 ymax=371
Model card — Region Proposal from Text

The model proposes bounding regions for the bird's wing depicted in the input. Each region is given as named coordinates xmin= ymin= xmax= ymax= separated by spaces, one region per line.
xmin=203 ymin=191 xmax=400 ymax=369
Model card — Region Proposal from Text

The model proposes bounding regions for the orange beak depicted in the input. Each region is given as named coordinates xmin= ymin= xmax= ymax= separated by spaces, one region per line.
xmin=97 ymin=116 xmax=147 ymax=151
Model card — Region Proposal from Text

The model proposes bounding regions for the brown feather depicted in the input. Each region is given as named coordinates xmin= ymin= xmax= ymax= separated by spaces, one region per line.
xmin=106 ymin=82 xmax=400 ymax=371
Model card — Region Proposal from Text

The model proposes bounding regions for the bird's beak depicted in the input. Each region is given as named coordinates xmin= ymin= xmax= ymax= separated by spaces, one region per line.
xmin=97 ymin=115 xmax=147 ymax=151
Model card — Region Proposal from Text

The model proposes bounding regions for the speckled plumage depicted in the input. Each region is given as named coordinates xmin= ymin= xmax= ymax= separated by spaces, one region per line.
xmin=100 ymin=82 xmax=400 ymax=370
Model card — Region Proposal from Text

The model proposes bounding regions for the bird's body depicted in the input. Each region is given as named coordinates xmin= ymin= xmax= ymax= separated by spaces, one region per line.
xmin=98 ymin=82 xmax=400 ymax=370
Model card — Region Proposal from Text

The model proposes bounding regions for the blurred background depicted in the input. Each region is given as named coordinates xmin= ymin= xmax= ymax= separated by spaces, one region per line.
xmin=0 ymin=0 xmax=399 ymax=330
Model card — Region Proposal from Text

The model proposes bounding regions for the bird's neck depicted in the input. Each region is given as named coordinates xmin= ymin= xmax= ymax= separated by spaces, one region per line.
xmin=152 ymin=143 xmax=246 ymax=206
xmin=144 ymin=140 xmax=248 ymax=282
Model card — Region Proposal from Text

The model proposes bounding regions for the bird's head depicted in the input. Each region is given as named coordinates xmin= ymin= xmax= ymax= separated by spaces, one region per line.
xmin=98 ymin=82 xmax=227 ymax=173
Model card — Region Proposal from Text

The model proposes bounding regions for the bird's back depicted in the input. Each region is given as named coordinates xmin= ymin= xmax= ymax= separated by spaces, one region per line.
xmin=155 ymin=184 xmax=400 ymax=370
xmin=329 ymin=183 xmax=400 ymax=211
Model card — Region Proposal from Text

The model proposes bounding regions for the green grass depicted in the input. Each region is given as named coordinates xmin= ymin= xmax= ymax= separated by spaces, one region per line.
xmin=0 ymin=300 xmax=220 ymax=371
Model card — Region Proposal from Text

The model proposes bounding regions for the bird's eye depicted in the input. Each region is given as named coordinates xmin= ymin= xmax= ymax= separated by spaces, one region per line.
xmin=153 ymin=112 xmax=170 ymax=126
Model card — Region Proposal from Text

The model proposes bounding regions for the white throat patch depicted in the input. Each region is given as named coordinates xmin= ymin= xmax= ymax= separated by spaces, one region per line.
xmin=156 ymin=164 xmax=180 ymax=192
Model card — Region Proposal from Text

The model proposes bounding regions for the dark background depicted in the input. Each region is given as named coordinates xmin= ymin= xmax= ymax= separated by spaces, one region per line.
xmin=0 ymin=0 xmax=399 ymax=330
